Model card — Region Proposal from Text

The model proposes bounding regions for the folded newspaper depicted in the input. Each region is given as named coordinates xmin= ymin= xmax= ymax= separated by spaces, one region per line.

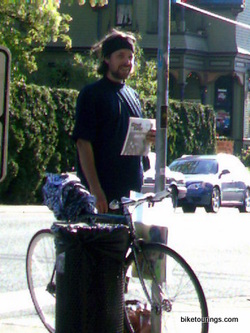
xmin=121 ymin=117 xmax=156 ymax=156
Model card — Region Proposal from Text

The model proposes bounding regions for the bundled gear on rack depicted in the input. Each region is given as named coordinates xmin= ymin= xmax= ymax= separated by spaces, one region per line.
xmin=43 ymin=173 xmax=97 ymax=222
xmin=125 ymin=300 xmax=151 ymax=333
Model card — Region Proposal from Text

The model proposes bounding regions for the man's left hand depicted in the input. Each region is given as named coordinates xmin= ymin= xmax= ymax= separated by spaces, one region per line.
xmin=146 ymin=129 xmax=156 ymax=144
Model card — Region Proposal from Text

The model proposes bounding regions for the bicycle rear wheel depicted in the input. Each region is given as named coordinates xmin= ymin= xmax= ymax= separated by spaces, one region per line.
xmin=124 ymin=242 xmax=208 ymax=333
xmin=26 ymin=229 xmax=56 ymax=333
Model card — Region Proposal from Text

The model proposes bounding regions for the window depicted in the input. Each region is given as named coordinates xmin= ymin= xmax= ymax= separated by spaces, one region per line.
xmin=116 ymin=0 xmax=133 ymax=26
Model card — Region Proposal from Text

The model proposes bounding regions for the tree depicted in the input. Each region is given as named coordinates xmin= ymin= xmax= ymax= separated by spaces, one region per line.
xmin=0 ymin=1 xmax=72 ymax=81
xmin=0 ymin=1 xmax=110 ymax=81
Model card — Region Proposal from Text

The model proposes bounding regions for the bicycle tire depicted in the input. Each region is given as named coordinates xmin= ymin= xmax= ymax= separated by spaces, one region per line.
xmin=124 ymin=242 xmax=209 ymax=333
xmin=26 ymin=229 xmax=56 ymax=333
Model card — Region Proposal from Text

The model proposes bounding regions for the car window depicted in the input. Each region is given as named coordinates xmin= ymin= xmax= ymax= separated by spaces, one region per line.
xmin=170 ymin=159 xmax=218 ymax=175
xmin=219 ymin=156 xmax=245 ymax=175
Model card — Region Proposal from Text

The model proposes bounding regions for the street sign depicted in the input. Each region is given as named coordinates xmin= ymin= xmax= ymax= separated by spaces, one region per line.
xmin=0 ymin=46 xmax=11 ymax=182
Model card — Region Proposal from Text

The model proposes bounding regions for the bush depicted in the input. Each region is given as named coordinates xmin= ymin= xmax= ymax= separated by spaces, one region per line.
xmin=241 ymin=147 xmax=250 ymax=168
xmin=0 ymin=82 xmax=216 ymax=204
xmin=48 ymin=88 xmax=78 ymax=173
xmin=0 ymin=82 xmax=78 ymax=204
xmin=167 ymin=101 xmax=216 ymax=163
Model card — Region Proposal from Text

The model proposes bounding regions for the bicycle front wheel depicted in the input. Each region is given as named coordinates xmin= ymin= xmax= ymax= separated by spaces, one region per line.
xmin=26 ymin=229 xmax=56 ymax=333
xmin=124 ymin=242 xmax=208 ymax=333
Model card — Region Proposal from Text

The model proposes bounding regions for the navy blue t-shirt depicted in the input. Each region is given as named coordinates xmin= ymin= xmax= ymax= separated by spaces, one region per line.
xmin=72 ymin=77 xmax=143 ymax=202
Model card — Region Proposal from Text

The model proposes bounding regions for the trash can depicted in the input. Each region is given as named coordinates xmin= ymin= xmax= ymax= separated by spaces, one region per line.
xmin=52 ymin=222 xmax=130 ymax=333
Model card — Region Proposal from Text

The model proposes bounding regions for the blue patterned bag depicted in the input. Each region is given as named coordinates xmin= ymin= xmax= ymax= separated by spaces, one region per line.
xmin=43 ymin=173 xmax=97 ymax=222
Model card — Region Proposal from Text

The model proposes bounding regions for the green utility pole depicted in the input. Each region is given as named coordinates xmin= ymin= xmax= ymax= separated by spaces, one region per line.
xmin=155 ymin=0 xmax=171 ymax=193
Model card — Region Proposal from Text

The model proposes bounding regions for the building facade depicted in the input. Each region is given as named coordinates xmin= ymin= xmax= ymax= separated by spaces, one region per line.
xmin=169 ymin=0 xmax=250 ymax=154
xmin=44 ymin=0 xmax=250 ymax=153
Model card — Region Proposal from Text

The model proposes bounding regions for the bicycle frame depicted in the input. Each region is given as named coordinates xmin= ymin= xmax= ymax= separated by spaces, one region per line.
xmin=27 ymin=189 xmax=209 ymax=333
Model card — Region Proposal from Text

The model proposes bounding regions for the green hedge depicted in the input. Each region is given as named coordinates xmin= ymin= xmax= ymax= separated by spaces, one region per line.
xmin=241 ymin=146 xmax=250 ymax=168
xmin=0 ymin=82 xmax=78 ymax=204
xmin=167 ymin=101 xmax=216 ymax=163
xmin=0 ymin=82 xmax=216 ymax=204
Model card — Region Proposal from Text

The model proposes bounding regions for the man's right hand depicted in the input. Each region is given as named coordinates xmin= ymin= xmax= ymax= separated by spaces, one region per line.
xmin=76 ymin=139 xmax=108 ymax=213
xmin=92 ymin=187 xmax=108 ymax=213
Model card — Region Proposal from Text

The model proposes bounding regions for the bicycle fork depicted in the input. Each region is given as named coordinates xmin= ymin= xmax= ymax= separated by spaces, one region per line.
xmin=132 ymin=241 xmax=172 ymax=315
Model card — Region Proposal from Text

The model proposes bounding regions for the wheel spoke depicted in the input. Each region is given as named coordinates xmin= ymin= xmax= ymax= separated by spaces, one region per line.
xmin=124 ymin=243 xmax=208 ymax=333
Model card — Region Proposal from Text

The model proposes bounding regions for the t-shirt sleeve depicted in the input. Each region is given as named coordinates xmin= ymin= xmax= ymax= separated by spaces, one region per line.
xmin=72 ymin=87 xmax=97 ymax=143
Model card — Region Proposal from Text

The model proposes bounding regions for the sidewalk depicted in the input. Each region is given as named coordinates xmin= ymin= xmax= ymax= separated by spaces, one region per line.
xmin=0 ymin=322 xmax=47 ymax=333
xmin=0 ymin=290 xmax=48 ymax=333
xmin=0 ymin=205 xmax=53 ymax=333
xmin=0 ymin=277 xmax=49 ymax=333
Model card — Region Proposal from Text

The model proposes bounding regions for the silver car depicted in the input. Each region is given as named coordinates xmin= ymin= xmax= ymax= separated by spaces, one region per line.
xmin=169 ymin=153 xmax=250 ymax=213
xmin=142 ymin=152 xmax=187 ymax=208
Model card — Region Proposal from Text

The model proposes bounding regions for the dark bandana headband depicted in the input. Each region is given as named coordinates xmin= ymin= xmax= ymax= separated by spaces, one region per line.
xmin=102 ymin=36 xmax=135 ymax=57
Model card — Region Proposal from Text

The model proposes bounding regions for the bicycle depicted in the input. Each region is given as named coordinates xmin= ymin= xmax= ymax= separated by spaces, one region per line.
xmin=26 ymin=189 xmax=209 ymax=333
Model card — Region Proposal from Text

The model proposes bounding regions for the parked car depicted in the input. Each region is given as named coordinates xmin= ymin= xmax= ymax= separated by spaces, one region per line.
xmin=169 ymin=153 xmax=250 ymax=213
xmin=142 ymin=152 xmax=187 ymax=208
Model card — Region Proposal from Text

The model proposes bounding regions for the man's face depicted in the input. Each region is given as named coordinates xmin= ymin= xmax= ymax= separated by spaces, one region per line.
xmin=105 ymin=49 xmax=134 ymax=83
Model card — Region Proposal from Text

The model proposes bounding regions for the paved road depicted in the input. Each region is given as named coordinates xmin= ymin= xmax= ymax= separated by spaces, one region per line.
xmin=0 ymin=204 xmax=249 ymax=332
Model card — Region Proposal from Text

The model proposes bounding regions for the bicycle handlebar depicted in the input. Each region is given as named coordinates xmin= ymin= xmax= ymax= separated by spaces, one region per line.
xmin=109 ymin=189 xmax=171 ymax=211
xmin=52 ymin=189 xmax=171 ymax=224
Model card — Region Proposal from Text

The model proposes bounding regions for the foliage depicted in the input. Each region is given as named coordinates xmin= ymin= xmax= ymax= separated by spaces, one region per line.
xmin=57 ymin=0 xmax=108 ymax=6
xmin=0 ymin=80 xmax=216 ymax=204
xmin=48 ymin=87 xmax=78 ymax=173
xmin=127 ymin=43 xmax=158 ymax=120
xmin=87 ymin=0 xmax=108 ymax=6
xmin=241 ymin=147 xmax=250 ymax=168
xmin=72 ymin=51 xmax=101 ymax=86
xmin=0 ymin=82 xmax=78 ymax=204
xmin=0 ymin=1 xmax=111 ymax=83
xmin=167 ymin=101 xmax=216 ymax=164
xmin=0 ymin=2 xmax=72 ymax=81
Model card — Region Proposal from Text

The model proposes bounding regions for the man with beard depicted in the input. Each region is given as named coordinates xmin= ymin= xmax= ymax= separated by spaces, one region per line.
xmin=73 ymin=29 xmax=155 ymax=213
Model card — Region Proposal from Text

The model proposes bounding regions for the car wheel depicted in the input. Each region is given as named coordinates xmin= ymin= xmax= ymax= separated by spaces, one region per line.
xmin=170 ymin=186 xmax=178 ymax=210
xmin=182 ymin=205 xmax=196 ymax=213
xmin=205 ymin=187 xmax=220 ymax=213
xmin=239 ymin=187 xmax=250 ymax=213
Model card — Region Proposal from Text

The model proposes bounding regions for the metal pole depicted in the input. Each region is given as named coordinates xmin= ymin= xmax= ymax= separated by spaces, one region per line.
xmin=151 ymin=2 xmax=171 ymax=332
xmin=155 ymin=0 xmax=171 ymax=193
